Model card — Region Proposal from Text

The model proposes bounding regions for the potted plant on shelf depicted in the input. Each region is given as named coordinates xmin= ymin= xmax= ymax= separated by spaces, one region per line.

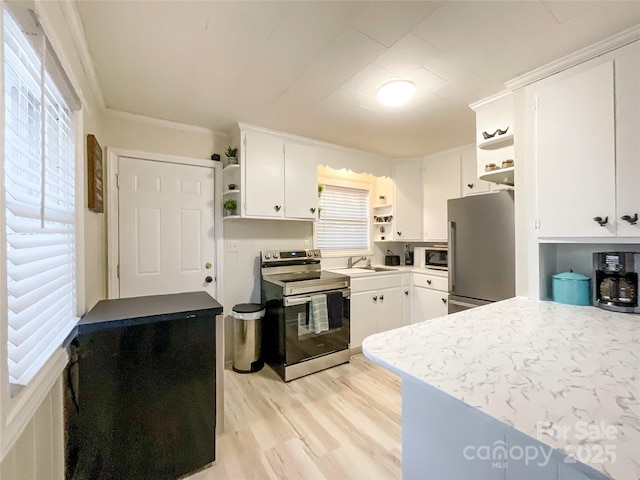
xmin=223 ymin=199 xmax=237 ymax=217
xmin=225 ymin=146 xmax=238 ymax=165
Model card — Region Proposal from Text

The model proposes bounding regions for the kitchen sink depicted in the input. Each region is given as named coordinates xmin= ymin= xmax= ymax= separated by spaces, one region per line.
xmin=361 ymin=266 xmax=397 ymax=272
xmin=329 ymin=266 xmax=398 ymax=276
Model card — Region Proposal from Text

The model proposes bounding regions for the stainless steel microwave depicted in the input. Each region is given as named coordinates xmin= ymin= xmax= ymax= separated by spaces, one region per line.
xmin=422 ymin=245 xmax=448 ymax=271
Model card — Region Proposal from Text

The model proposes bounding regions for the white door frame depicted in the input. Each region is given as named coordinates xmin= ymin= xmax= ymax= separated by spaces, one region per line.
xmin=106 ymin=147 xmax=224 ymax=301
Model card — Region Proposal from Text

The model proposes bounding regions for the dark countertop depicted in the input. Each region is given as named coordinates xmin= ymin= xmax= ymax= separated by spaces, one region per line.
xmin=74 ymin=291 xmax=223 ymax=336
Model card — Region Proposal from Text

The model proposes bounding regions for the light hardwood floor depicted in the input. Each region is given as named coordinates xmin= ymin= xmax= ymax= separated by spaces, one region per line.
xmin=187 ymin=354 xmax=402 ymax=480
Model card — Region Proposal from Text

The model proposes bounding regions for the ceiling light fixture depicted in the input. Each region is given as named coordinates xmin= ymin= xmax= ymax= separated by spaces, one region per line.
xmin=376 ymin=80 xmax=416 ymax=107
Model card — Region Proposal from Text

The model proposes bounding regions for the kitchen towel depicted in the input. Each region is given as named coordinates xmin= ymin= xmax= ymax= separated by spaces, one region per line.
xmin=326 ymin=291 xmax=344 ymax=330
xmin=309 ymin=294 xmax=329 ymax=333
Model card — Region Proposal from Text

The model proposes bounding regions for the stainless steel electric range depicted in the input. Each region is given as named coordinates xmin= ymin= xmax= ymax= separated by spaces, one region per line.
xmin=261 ymin=249 xmax=350 ymax=381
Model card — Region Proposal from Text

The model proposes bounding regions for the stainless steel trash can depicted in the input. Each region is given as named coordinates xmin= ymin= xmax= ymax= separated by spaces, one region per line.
xmin=231 ymin=303 xmax=265 ymax=373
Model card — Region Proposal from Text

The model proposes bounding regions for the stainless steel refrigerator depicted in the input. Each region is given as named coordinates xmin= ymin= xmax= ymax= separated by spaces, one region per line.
xmin=447 ymin=190 xmax=515 ymax=313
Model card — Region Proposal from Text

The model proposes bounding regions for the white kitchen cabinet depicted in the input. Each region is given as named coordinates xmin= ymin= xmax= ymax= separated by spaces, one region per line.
xmin=460 ymin=147 xmax=491 ymax=197
xmin=534 ymin=61 xmax=616 ymax=238
xmin=350 ymin=291 xmax=379 ymax=350
xmin=532 ymin=42 xmax=640 ymax=239
xmin=411 ymin=272 xmax=448 ymax=323
xmin=402 ymin=273 xmax=411 ymax=326
xmin=243 ymin=129 xmax=285 ymax=218
xmin=284 ymin=142 xmax=318 ymax=220
xmin=393 ymin=161 xmax=422 ymax=241
xmin=350 ymin=275 xmax=404 ymax=349
xmin=614 ymin=46 xmax=640 ymax=237
xmin=422 ymin=154 xmax=461 ymax=241
xmin=240 ymin=126 xmax=318 ymax=220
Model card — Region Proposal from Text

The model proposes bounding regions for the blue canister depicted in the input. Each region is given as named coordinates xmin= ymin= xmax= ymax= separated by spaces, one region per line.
xmin=552 ymin=272 xmax=591 ymax=306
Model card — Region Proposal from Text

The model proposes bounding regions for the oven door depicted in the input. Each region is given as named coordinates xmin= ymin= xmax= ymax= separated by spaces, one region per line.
xmin=283 ymin=288 xmax=350 ymax=366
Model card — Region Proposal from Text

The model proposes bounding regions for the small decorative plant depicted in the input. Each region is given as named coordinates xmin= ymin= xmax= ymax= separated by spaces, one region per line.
xmin=318 ymin=184 xmax=324 ymax=195
xmin=225 ymin=146 xmax=238 ymax=158
xmin=223 ymin=199 xmax=237 ymax=216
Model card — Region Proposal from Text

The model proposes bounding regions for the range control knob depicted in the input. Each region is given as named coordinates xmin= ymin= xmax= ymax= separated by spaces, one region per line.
xmin=273 ymin=252 xmax=279 ymax=259
xmin=264 ymin=253 xmax=271 ymax=259
xmin=314 ymin=250 xmax=319 ymax=257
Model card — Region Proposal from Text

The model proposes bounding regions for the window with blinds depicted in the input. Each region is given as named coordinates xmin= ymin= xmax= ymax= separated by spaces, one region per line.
xmin=316 ymin=184 xmax=370 ymax=251
xmin=3 ymin=8 xmax=79 ymax=386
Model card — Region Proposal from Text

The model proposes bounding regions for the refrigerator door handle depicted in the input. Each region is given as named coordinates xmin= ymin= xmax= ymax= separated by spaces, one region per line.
xmin=448 ymin=221 xmax=455 ymax=292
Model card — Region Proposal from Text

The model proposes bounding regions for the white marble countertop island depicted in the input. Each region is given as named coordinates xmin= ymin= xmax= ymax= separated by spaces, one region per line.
xmin=362 ymin=297 xmax=639 ymax=479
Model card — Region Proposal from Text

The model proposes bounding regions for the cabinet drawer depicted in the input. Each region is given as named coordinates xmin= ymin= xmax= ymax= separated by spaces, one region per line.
xmin=413 ymin=273 xmax=448 ymax=292
xmin=351 ymin=274 xmax=403 ymax=293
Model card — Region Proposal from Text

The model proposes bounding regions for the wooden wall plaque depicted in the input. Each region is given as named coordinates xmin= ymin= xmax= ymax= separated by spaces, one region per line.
xmin=87 ymin=134 xmax=104 ymax=213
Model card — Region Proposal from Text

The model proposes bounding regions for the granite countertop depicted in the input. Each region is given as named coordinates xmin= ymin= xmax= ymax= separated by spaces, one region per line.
xmin=362 ymin=297 xmax=639 ymax=479
xmin=327 ymin=265 xmax=448 ymax=278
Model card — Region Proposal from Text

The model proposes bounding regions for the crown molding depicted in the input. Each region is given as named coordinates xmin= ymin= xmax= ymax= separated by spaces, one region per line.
xmin=506 ymin=25 xmax=640 ymax=91
xmin=55 ymin=0 xmax=105 ymax=111
xmin=469 ymin=90 xmax=512 ymax=112
xmin=105 ymin=108 xmax=228 ymax=137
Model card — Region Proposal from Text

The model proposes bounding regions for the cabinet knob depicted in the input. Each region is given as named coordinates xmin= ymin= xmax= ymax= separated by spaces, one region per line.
xmin=310 ymin=207 xmax=316 ymax=214
xmin=621 ymin=213 xmax=638 ymax=225
xmin=372 ymin=296 xmax=378 ymax=303
xmin=427 ymin=279 xmax=432 ymax=285
xmin=397 ymin=231 xmax=402 ymax=236
xmin=404 ymin=290 xmax=409 ymax=296
xmin=593 ymin=216 xmax=608 ymax=227
xmin=380 ymin=294 xmax=384 ymax=302
xmin=441 ymin=298 xmax=447 ymax=304
xmin=467 ymin=183 xmax=474 ymax=189
xmin=274 ymin=205 xmax=282 ymax=212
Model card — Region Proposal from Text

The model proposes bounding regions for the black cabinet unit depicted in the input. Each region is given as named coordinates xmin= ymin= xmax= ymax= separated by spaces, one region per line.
xmin=64 ymin=292 xmax=222 ymax=480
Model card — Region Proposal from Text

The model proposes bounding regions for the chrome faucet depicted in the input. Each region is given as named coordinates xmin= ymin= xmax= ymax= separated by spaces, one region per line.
xmin=348 ymin=256 xmax=367 ymax=268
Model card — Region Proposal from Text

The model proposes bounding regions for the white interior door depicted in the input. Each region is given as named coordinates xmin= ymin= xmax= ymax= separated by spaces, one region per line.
xmin=118 ymin=157 xmax=216 ymax=298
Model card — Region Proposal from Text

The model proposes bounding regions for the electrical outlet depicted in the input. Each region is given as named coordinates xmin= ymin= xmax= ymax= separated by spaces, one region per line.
xmin=227 ymin=240 xmax=239 ymax=252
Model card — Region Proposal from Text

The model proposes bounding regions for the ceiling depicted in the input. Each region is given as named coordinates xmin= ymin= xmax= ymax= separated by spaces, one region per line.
xmin=75 ymin=1 xmax=640 ymax=158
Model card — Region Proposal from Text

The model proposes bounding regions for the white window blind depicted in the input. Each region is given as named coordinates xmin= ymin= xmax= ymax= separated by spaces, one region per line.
xmin=316 ymin=184 xmax=370 ymax=250
xmin=3 ymin=7 xmax=79 ymax=386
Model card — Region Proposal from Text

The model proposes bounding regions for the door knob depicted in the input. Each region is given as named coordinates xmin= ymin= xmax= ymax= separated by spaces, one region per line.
xmin=593 ymin=216 xmax=608 ymax=227
xmin=621 ymin=213 xmax=638 ymax=225
xmin=205 ymin=276 xmax=213 ymax=283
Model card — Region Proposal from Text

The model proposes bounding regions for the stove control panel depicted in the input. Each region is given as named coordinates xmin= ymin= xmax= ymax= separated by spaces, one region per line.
xmin=261 ymin=249 xmax=321 ymax=263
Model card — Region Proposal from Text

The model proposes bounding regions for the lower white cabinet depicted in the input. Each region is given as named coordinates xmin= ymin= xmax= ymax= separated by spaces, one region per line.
xmin=402 ymin=273 xmax=411 ymax=326
xmin=350 ymin=275 xmax=404 ymax=349
xmin=411 ymin=272 xmax=448 ymax=323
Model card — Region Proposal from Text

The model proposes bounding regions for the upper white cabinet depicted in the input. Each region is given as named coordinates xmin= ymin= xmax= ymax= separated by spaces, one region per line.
xmin=422 ymin=154 xmax=461 ymax=241
xmin=393 ymin=161 xmax=423 ymax=241
xmin=461 ymin=146 xmax=491 ymax=197
xmin=283 ymin=142 xmax=319 ymax=220
xmin=614 ymin=46 xmax=640 ymax=237
xmin=243 ymin=129 xmax=286 ymax=218
xmin=531 ymin=41 xmax=639 ymax=238
xmin=238 ymin=126 xmax=318 ymax=220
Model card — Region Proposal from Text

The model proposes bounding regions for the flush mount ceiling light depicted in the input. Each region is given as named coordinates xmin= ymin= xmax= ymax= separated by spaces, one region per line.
xmin=376 ymin=80 xmax=416 ymax=107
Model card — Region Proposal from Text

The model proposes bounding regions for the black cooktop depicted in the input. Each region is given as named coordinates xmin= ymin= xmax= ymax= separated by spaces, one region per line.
xmin=264 ymin=270 xmax=346 ymax=284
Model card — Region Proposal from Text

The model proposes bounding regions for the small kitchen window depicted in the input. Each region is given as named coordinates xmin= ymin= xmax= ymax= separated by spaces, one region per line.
xmin=315 ymin=183 xmax=370 ymax=253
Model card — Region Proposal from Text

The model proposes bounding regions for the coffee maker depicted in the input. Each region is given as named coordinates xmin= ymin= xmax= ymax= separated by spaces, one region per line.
xmin=593 ymin=252 xmax=639 ymax=313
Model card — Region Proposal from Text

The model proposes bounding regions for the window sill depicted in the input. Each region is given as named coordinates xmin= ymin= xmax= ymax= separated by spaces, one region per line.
xmin=1 ymin=347 xmax=68 ymax=460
